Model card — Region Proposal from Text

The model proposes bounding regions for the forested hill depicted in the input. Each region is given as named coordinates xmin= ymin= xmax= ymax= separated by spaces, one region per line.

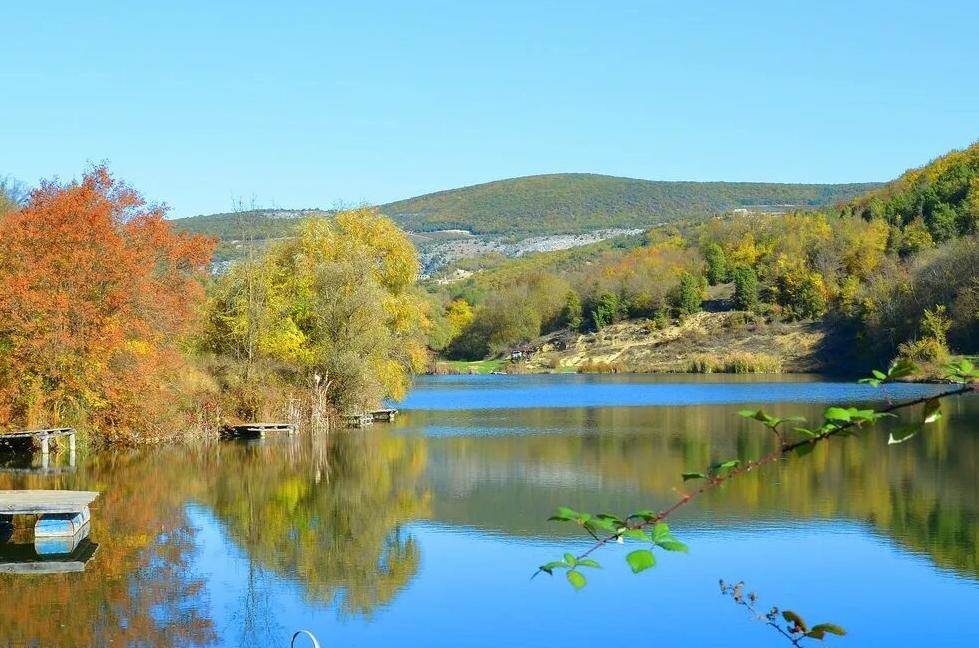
xmin=380 ymin=174 xmax=880 ymax=236
xmin=845 ymin=141 xmax=979 ymax=244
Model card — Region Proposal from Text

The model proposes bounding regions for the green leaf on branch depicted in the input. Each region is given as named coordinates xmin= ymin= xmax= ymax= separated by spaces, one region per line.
xmin=859 ymin=369 xmax=888 ymax=387
xmin=651 ymin=522 xmax=688 ymax=552
xmin=709 ymin=459 xmax=740 ymax=476
xmin=575 ymin=558 xmax=601 ymax=569
xmin=655 ymin=538 xmax=689 ymax=552
xmin=585 ymin=517 xmax=618 ymax=534
xmin=887 ymin=358 xmax=917 ymax=380
xmin=625 ymin=549 xmax=656 ymax=573
xmin=944 ymin=358 xmax=979 ymax=383
xmin=548 ymin=506 xmax=579 ymax=521
xmin=782 ymin=610 xmax=809 ymax=633
xmin=823 ymin=407 xmax=852 ymax=422
xmin=621 ymin=529 xmax=652 ymax=542
xmin=566 ymin=569 xmax=586 ymax=589
xmin=923 ymin=398 xmax=942 ymax=424
xmin=806 ymin=623 xmax=847 ymax=639
xmin=539 ymin=561 xmax=567 ymax=575
xmin=738 ymin=409 xmax=797 ymax=429
xmin=681 ymin=471 xmax=706 ymax=481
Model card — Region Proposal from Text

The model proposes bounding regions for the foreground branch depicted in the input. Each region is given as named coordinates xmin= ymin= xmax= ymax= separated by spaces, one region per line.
xmin=536 ymin=359 xmax=978 ymax=592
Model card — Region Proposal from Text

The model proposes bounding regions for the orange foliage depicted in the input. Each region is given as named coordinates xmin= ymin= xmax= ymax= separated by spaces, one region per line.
xmin=0 ymin=166 xmax=214 ymax=440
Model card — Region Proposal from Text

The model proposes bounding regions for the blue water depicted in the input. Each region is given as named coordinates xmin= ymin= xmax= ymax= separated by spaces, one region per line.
xmin=398 ymin=373 xmax=948 ymax=410
xmin=3 ymin=374 xmax=977 ymax=646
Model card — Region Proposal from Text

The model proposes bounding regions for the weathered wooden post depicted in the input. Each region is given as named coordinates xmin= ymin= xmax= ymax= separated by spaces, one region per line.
xmin=69 ymin=431 xmax=76 ymax=468
xmin=40 ymin=435 xmax=49 ymax=471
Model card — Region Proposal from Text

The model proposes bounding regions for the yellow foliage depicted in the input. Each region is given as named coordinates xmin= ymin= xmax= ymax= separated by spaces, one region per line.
xmin=201 ymin=208 xmax=429 ymax=413
xmin=445 ymin=299 xmax=474 ymax=337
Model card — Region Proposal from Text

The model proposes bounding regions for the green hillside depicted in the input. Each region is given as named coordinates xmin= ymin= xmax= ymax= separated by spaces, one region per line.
xmin=846 ymin=141 xmax=979 ymax=244
xmin=170 ymin=208 xmax=331 ymax=261
xmin=380 ymin=173 xmax=881 ymax=236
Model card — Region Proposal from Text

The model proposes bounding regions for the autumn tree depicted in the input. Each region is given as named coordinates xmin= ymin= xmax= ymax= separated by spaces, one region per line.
xmin=201 ymin=208 xmax=428 ymax=417
xmin=0 ymin=166 xmax=213 ymax=441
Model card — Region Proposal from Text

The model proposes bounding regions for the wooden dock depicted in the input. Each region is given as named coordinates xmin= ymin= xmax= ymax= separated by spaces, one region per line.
xmin=0 ymin=490 xmax=99 ymax=542
xmin=0 ymin=490 xmax=99 ymax=515
xmin=221 ymin=422 xmax=296 ymax=439
xmin=371 ymin=408 xmax=398 ymax=422
xmin=343 ymin=409 xmax=399 ymax=428
xmin=0 ymin=429 xmax=77 ymax=470
xmin=343 ymin=413 xmax=373 ymax=428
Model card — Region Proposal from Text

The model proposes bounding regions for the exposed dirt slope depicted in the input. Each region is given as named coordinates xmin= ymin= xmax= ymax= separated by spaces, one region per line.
xmin=519 ymin=311 xmax=832 ymax=373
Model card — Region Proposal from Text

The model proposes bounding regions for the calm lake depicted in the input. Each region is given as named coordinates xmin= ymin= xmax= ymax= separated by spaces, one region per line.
xmin=1 ymin=374 xmax=977 ymax=646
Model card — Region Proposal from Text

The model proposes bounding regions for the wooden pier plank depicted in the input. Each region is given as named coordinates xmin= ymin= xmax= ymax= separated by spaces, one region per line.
xmin=0 ymin=428 xmax=75 ymax=440
xmin=221 ymin=422 xmax=296 ymax=438
xmin=0 ymin=490 xmax=99 ymax=515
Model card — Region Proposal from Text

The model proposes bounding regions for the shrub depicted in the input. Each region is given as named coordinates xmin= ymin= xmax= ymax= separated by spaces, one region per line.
xmin=576 ymin=359 xmax=623 ymax=374
xmin=686 ymin=352 xmax=782 ymax=374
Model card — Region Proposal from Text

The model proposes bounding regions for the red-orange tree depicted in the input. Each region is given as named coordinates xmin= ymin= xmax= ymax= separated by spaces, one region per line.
xmin=0 ymin=166 xmax=213 ymax=441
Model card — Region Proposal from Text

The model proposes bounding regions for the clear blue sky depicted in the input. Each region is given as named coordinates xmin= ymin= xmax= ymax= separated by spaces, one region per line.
xmin=2 ymin=1 xmax=977 ymax=217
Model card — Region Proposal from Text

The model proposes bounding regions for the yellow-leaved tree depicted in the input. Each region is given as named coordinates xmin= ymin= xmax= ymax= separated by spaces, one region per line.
xmin=201 ymin=208 xmax=428 ymax=420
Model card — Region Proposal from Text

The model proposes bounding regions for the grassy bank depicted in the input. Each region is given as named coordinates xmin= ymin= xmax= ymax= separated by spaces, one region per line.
xmin=433 ymin=359 xmax=506 ymax=375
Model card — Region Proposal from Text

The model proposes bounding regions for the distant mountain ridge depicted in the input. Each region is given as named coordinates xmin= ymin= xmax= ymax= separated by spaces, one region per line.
xmin=170 ymin=173 xmax=881 ymax=260
xmin=378 ymin=173 xmax=881 ymax=236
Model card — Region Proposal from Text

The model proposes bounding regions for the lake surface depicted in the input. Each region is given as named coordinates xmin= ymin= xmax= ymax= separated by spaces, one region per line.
xmin=1 ymin=374 xmax=977 ymax=646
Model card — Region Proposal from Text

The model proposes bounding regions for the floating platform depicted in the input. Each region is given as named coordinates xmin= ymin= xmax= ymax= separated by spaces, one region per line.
xmin=221 ymin=422 xmax=296 ymax=439
xmin=0 ymin=490 xmax=99 ymax=540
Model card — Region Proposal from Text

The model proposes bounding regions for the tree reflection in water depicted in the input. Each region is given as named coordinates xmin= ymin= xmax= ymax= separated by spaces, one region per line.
xmin=0 ymin=449 xmax=216 ymax=646
xmin=198 ymin=429 xmax=430 ymax=618
xmin=0 ymin=389 xmax=975 ymax=645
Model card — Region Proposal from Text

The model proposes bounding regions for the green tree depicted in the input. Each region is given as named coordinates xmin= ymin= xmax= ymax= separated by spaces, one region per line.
xmin=927 ymin=202 xmax=959 ymax=242
xmin=772 ymin=257 xmax=827 ymax=320
xmin=560 ymin=290 xmax=583 ymax=331
xmin=667 ymin=272 xmax=703 ymax=317
xmin=704 ymin=242 xmax=728 ymax=285
xmin=731 ymin=266 xmax=759 ymax=312
xmin=588 ymin=292 xmax=621 ymax=330
xmin=898 ymin=218 xmax=935 ymax=257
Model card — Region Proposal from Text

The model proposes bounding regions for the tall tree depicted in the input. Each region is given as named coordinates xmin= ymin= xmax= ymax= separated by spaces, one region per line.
xmin=203 ymin=208 xmax=428 ymax=416
xmin=0 ymin=166 xmax=213 ymax=439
